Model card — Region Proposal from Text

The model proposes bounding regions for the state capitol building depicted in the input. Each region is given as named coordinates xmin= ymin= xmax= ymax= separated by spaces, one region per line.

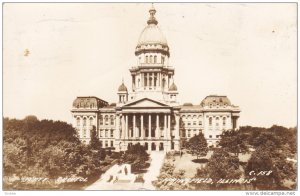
xmin=71 ymin=6 xmax=241 ymax=152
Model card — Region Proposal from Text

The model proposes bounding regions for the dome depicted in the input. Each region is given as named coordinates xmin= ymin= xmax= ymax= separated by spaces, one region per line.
xmin=169 ymin=82 xmax=178 ymax=91
xmin=200 ymin=95 xmax=231 ymax=107
xmin=137 ymin=24 xmax=168 ymax=46
xmin=135 ymin=5 xmax=170 ymax=57
xmin=118 ymin=83 xmax=128 ymax=92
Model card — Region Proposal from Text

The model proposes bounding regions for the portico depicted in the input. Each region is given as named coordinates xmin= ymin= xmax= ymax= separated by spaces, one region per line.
xmin=114 ymin=98 xmax=180 ymax=152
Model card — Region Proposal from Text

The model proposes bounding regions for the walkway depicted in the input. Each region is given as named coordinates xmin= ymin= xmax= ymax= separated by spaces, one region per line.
xmin=85 ymin=151 xmax=165 ymax=190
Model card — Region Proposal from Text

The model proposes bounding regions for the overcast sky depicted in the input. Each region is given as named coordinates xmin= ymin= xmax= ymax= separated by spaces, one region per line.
xmin=3 ymin=3 xmax=297 ymax=128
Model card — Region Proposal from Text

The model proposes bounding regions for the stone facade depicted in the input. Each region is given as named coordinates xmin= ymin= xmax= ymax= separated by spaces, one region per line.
xmin=71 ymin=6 xmax=240 ymax=152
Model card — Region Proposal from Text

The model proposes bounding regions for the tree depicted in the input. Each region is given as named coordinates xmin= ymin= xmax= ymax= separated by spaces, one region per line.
xmin=88 ymin=126 xmax=102 ymax=150
xmin=245 ymin=145 xmax=296 ymax=190
xmin=186 ymin=133 xmax=208 ymax=160
xmin=193 ymin=148 xmax=242 ymax=190
xmin=121 ymin=143 xmax=150 ymax=173
xmin=219 ymin=130 xmax=249 ymax=156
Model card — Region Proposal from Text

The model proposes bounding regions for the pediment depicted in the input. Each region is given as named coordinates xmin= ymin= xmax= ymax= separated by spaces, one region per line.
xmin=123 ymin=98 xmax=169 ymax=108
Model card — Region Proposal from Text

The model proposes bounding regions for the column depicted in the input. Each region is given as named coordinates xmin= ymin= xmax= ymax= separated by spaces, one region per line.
xmin=236 ymin=117 xmax=239 ymax=130
xmin=141 ymin=114 xmax=144 ymax=139
xmin=142 ymin=73 xmax=144 ymax=88
xmin=116 ymin=114 xmax=120 ymax=139
xmin=175 ymin=115 xmax=180 ymax=140
xmin=164 ymin=114 xmax=167 ymax=139
xmin=125 ymin=114 xmax=128 ymax=139
xmin=133 ymin=114 xmax=136 ymax=138
xmin=174 ymin=114 xmax=180 ymax=151
xmin=168 ymin=114 xmax=171 ymax=139
xmin=156 ymin=114 xmax=159 ymax=139
xmin=148 ymin=114 xmax=151 ymax=138
xmin=147 ymin=73 xmax=149 ymax=89
xmin=121 ymin=115 xmax=125 ymax=139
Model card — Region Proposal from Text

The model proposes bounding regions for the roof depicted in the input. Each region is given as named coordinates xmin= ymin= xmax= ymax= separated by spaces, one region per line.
xmin=200 ymin=95 xmax=231 ymax=107
xmin=72 ymin=96 xmax=108 ymax=109
xmin=118 ymin=83 xmax=128 ymax=92
xmin=169 ymin=82 xmax=178 ymax=91
xmin=137 ymin=24 xmax=168 ymax=46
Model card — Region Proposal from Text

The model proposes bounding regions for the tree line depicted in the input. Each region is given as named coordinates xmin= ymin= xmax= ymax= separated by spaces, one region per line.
xmin=3 ymin=116 xmax=108 ymax=190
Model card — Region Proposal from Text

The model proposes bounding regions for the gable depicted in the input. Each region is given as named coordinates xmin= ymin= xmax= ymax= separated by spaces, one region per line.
xmin=123 ymin=98 xmax=169 ymax=108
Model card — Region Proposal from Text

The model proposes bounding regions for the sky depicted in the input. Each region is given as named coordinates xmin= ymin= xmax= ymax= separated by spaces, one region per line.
xmin=3 ymin=3 xmax=297 ymax=128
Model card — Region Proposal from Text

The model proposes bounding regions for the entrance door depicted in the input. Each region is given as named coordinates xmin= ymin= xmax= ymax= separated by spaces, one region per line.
xmin=159 ymin=142 xmax=164 ymax=151
xmin=151 ymin=142 xmax=156 ymax=151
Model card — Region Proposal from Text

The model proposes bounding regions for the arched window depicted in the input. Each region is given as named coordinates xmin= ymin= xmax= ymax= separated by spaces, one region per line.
xmin=99 ymin=115 xmax=103 ymax=125
xmin=223 ymin=117 xmax=226 ymax=126
xmin=145 ymin=56 xmax=148 ymax=63
xmin=110 ymin=116 xmax=114 ymax=125
xmin=83 ymin=118 xmax=87 ymax=126
xmin=105 ymin=115 xmax=109 ymax=125
xmin=216 ymin=117 xmax=219 ymax=126
xmin=150 ymin=55 xmax=153 ymax=63
xmin=76 ymin=117 xmax=80 ymax=126
xmin=209 ymin=117 xmax=212 ymax=126
xmin=89 ymin=117 xmax=93 ymax=126
xmin=154 ymin=55 xmax=157 ymax=63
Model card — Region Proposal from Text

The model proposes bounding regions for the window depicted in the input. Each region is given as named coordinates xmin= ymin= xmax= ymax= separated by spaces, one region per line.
xmin=199 ymin=121 xmax=202 ymax=125
xmin=216 ymin=117 xmax=219 ymax=126
xmin=83 ymin=118 xmax=87 ymax=126
xmin=89 ymin=117 xmax=93 ymax=126
xmin=154 ymin=55 xmax=157 ymax=63
xmin=111 ymin=130 xmax=114 ymax=137
xmin=144 ymin=75 xmax=148 ymax=86
xmin=145 ymin=56 xmax=148 ymax=63
xmin=105 ymin=115 xmax=109 ymax=125
xmin=182 ymin=130 xmax=186 ymax=137
xmin=187 ymin=122 xmax=191 ymax=126
xmin=110 ymin=116 xmax=114 ymax=125
xmin=99 ymin=116 xmax=103 ymax=125
xmin=105 ymin=141 xmax=108 ymax=147
xmin=209 ymin=117 xmax=212 ymax=126
xmin=187 ymin=130 xmax=191 ymax=137
xmin=161 ymin=56 xmax=165 ymax=64
xmin=223 ymin=117 xmax=226 ymax=126
xmin=83 ymin=129 xmax=86 ymax=137
xmin=193 ymin=121 xmax=196 ymax=125
xmin=150 ymin=55 xmax=153 ymax=63
xmin=209 ymin=135 xmax=212 ymax=138
xmin=76 ymin=118 xmax=80 ymax=126
xmin=105 ymin=130 xmax=108 ymax=137
xmin=111 ymin=141 xmax=114 ymax=147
